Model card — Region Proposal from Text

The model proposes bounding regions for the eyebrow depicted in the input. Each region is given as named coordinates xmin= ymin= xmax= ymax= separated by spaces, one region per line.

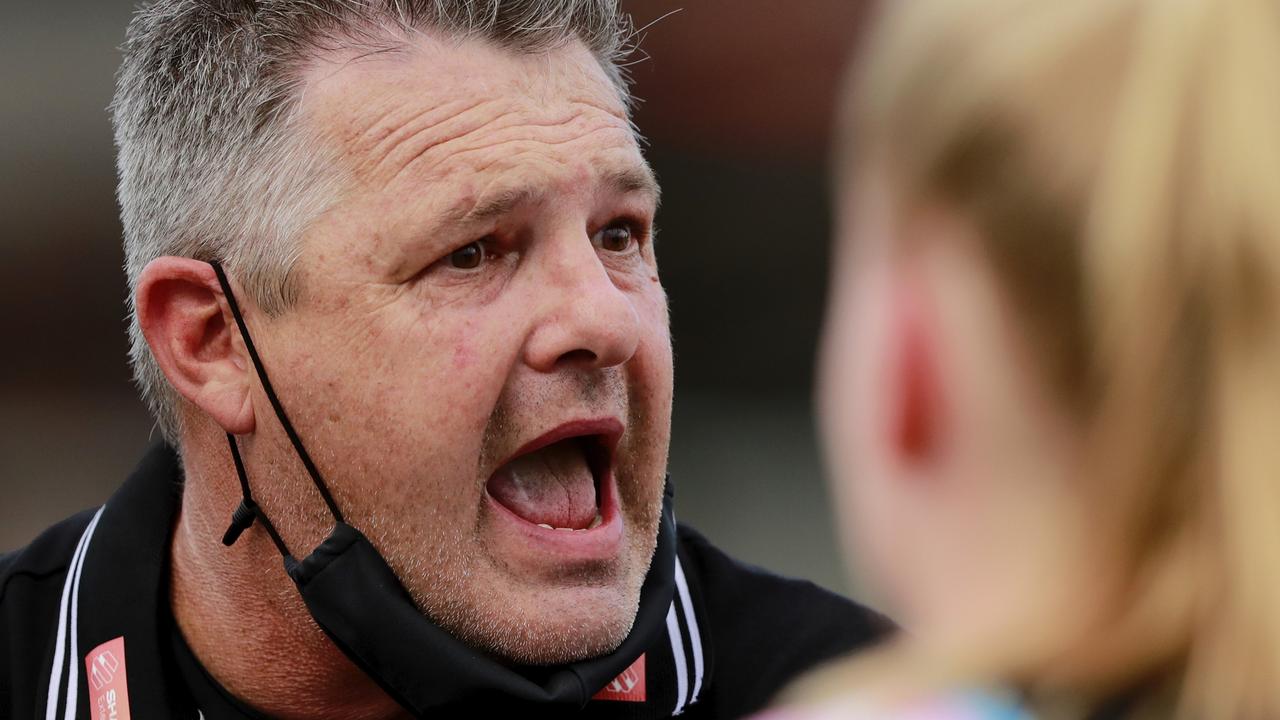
xmin=603 ymin=165 xmax=662 ymax=207
xmin=456 ymin=164 xmax=662 ymax=226
xmin=463 ymin=186 xmax=544 ymax=225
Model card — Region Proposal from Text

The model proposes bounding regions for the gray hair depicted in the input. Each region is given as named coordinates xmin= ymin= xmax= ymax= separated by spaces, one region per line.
xmin=113 ymin=0 xmax=636 ymax=444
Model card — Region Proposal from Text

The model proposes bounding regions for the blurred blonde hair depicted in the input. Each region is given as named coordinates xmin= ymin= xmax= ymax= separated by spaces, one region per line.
xmin=836 ymin=0 xmax=1280 ymax=715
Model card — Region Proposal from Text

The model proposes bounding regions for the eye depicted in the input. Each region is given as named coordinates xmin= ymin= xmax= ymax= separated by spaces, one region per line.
xmin=448 ymin=241 xmax=486 ymax=269
xmin=595 ymin=222 xmax=636 ymax=253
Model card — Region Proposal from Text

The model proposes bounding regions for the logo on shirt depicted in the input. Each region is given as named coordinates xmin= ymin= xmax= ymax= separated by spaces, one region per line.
xmin=592 ymin=653 xmax=646 ymax=703
xmin=89 ymin=649 xmax=119 ymax=689
xmin=85 ymin=636 xmax=132 ymax=720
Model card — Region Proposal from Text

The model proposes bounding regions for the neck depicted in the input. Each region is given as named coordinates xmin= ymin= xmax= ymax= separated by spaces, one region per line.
xmin=169 ymin=438 xmax=410 ymax=720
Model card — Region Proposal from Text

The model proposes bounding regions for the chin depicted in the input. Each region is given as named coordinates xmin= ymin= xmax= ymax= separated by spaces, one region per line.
xmin=446 ymin=582 xmax=643 ymax=666
xmin=377 ymin=454 xmax=666 ymax=666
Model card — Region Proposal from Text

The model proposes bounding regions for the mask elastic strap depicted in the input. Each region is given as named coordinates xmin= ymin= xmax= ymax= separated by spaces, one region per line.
xmin=221 ymin=433 xmax=292 ymax=556
xmin=210 ymin=261 xmax=346 ymax=547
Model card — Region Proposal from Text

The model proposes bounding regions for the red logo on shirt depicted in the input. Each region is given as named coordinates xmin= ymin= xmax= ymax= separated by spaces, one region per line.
xmin=86 ymin=636 xmax=132 ymax=720
xmin=593 ymin=653 xmax=646 ymax=702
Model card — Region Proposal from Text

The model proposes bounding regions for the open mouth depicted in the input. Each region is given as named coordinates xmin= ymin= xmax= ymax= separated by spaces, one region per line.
xmin=485 ymin=427 xmax=615 ymax=532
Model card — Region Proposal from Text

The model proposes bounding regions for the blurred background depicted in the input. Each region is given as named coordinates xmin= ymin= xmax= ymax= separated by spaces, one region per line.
xmin=0 ymin=0 xmax=872 ymax=600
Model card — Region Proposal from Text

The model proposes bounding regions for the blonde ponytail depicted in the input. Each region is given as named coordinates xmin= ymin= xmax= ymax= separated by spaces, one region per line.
xmin=1179 ymin=0 xmax=1280 ymax=715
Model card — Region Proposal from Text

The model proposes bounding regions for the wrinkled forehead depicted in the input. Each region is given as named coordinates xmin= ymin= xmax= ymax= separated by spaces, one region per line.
xmin=296 ymin=31 xmax=636 ymax=184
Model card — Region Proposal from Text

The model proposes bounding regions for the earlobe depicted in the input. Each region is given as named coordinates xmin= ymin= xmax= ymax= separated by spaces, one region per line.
xmin=136 ymin=257 xmax=256 ymax=435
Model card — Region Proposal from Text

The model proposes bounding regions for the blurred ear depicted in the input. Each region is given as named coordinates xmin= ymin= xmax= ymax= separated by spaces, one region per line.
xmin=135 ymin=257 xmax=255 ymax=435
xmin=887 ymin=262 xmax=945 ymax=465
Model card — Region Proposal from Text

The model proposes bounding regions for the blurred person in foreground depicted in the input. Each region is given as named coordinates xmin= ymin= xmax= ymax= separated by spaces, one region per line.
xmin=0 ymin=1 xmax=891 ymax=718
xmin=764 ymin=0 xmax=1280 ymax=717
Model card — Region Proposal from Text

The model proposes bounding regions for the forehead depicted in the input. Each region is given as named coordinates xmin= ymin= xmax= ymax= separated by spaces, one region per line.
xmin=298 ymin=32 xmax=640 ymax=194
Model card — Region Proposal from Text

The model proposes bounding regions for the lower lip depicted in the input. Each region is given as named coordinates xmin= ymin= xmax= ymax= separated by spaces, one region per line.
xmin=482 ymin=468 xmax=624 ymax=563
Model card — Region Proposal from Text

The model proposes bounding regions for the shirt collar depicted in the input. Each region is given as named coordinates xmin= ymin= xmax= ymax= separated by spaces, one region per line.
xmin=71 ymin=441 xmax=189 ymax=717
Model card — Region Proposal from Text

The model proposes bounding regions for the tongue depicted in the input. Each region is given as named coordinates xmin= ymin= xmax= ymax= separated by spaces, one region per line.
xmin=488 ymin=439 xmax=599 ymax=530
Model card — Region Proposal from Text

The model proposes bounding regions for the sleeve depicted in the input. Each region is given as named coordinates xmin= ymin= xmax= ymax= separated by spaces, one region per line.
xmin=676 ymin=524 xmax=896 ymax=719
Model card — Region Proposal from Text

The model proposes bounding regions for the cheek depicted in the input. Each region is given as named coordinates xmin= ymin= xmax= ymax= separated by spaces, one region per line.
xmin=819 ymin=265 xmax=917 ymax=602
xmin=819 ymin=269 xmax=885 ymax=532
xmin=301 ymin=304 xmax=521 ymax=458
xmin=621 ymin=286 xmax=673 ymax=450
xmin=631 ymin=283 xmax=674 ymax=375
xmin=440 ymin=317 xmax=525 ymax=401
xmin=818 ymin=305 xmax=860 ymax=494
xmin=451 ymin=334 xmax=477 ymax=370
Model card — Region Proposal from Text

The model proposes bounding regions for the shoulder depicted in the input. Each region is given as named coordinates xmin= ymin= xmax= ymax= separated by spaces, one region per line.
xmin=676 ymin=522 xmax=893 ymax=643
xmin=1 ymin=508 xmax=100 ymax=709
xmin=675 ymin=523 xmax=894 ymax=717
xmin=0 ymin=507 xmax=98 ymax=602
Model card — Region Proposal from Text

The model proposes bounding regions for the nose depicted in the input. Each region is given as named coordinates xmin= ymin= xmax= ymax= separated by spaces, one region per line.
xmin=523 ymin=236 xmax=642 ymax=373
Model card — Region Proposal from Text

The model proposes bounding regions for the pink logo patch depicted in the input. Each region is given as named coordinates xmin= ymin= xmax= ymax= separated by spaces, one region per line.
xmin=593 ymin=653 xmax=646 ymax=703
xmin=85 ymin=636 xmax=131 ymax=720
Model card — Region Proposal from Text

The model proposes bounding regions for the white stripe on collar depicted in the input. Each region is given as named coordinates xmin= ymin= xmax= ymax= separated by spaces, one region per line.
xmin=674 ymin=559 xmax=705 ymax=707
xmin=667 ymin=555 xmax=706 ymax=715
xmin=666 ymin=601 xmax=688 ymax=715
xmin=45 ymin=506 xmax=105 ymax=720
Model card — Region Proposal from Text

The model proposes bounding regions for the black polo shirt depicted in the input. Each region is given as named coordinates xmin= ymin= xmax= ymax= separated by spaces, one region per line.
xmin=1 ymin=443 xmax=892 ymax=719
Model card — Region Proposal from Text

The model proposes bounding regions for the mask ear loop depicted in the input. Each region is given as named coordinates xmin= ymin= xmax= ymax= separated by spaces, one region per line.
xmin=221 ymin=433 xmax=291 ymax=554
xmin=209 ymin=260 xmax=346 ymax=551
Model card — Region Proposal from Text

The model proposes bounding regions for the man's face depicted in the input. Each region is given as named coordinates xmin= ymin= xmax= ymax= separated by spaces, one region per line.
xmin=244 ymin=34 xmax=672 ymax=665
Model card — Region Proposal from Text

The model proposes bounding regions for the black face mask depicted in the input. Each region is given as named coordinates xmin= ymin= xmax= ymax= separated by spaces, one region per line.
xmin=209 ymin=261 xmax=676 ymax=716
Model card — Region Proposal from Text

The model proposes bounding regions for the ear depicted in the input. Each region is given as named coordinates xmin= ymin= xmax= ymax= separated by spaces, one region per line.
xmin=135 ymin=257 xmax=255 ymax=435
xmin=887 ymin=262 xmax=945 ymax=464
